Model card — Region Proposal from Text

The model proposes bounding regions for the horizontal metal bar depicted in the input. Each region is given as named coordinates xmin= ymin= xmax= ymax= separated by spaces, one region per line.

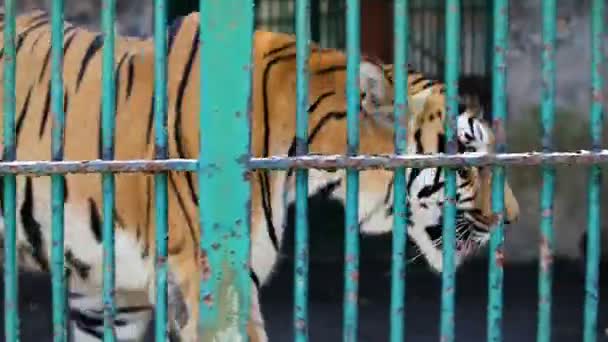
xmin=0 ymin=159 xmax=197 ymax=174
xmin=2 ymin=150 xmax=608 ymax=175
xmin=250 ymin=151 xmax=608 ymax=169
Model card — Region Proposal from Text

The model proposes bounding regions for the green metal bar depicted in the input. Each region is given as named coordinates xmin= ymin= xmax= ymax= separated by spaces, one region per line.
xmin=2 ymin=1 xmax=19 ymax=340
xmin=441 ymin=1 xmax=459 ymax=341
xmin=343 ymin=0 xmax=360 ymax=341
xmin=101 ymin=0 xmax=117 ymax=340
xmin=294 ymin=0 xmax=310 ymax=340
xmin=583 ymin=0 xmax=604 ymax=340
xmin=198 ymin=0 xmax=253 ymax=339
xmin=537 ymin=1 xmax=556 ymax=341
xmin=487 ymin=0 xmax=508 ymax=341
xmin=391 ymin=1 xmax=408 ymax=341
xmin=153 ymin=0 xmax=169 ymax=340
xmin=50 ymin=1 xmax=67 ymax=340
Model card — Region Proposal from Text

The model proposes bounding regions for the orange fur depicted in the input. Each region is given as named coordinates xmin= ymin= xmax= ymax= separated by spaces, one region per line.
xmin=0 ymin=10 xmax=519 ymax=341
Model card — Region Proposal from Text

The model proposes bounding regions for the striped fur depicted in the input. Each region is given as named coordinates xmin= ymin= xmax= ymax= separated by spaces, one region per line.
xmin=0 ymin=10 xmax=518 ymax=341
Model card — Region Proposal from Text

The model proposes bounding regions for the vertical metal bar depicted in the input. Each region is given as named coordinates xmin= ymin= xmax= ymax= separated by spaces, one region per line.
xmin=441 ymin=1 xmax=459 ymax=341
xmin=537 ymin=1 xmax=556 ymax=341
xmin=583 ymin=0 xmax=604 ymax=341
xmin=294 ymin=0 xmax=310 ymax=341
xmin=391 ymin=0 xmax=408 ymax=341
xmin=487 ymin=0 xmax=508 ymax=341
xmin=343 ymin=0 xmax=360 ymax=341
xmin=153 ymin=0 xmax=169 ymax=340
xmin=2 ymin=1 xmax=19 ymax=340
xmin=101 ymin=0 xmax=117 ymax=340
xmin=50 ymin=0 xmax=67 ymax=340
xmin=198 ymin=0 xmax=253 ymax=339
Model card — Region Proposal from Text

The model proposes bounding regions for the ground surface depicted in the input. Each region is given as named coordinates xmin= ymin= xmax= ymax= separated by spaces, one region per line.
xmin=1 ymin=258 xmax=606 ymax=341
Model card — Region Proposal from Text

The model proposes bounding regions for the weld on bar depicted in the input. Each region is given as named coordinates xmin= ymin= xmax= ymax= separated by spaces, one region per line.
xmin=487 ymin=0 xmax=508 ymax=340
xmin=441 ymin=0 xmax=459 ymax=341
xmin=583 ymin=0 xmax=604 ymax=341
xmin=390 ymin=0 xmax=408 ymax=341
xmin=294 ymin=0 xmax=311 ymax=341
xmin=2 ymin=0 xmax=19 ymax=341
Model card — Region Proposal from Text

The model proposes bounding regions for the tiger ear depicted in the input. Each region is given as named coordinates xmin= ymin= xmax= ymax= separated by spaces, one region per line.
xmin=359 ymin=61 xmax=394 ymax=128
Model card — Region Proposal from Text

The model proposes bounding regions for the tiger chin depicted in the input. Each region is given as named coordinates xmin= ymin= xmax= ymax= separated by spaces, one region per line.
xmin=0 ymin=9 xmax=520 ymax=342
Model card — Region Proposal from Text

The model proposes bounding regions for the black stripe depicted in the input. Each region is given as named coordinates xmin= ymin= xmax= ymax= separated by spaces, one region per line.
xmin=65 ymin=249 xmax=91 ymax=280
xmin=37 ymin=29 xmax=78 ymax=83
xmin=167 ymin=15 xmax=185 ymax=53
xmin=417 ymin=168 xmax=444 ymax=199
xmin=174 ymin=27 xmax=200 ymax=206
xmin=88 ymin=198 xmax=102 ymax=242
xmin=168 ymin=173 xmax=197 ymax=253
xmin=250 ymin=269 xmax=261 ymax=291
xmin=407 ymin=168 xmax=421 ymax=193
xmin=307 ymin=111 xmax=347 ymax=144
xmin=63 ymin=176 xmax=69 ymax=203
xmin=38 ymin=46 xmax=51 ymax=83
xmin=76 ymin=34 xmax=103 ymax=91
xmin=438 ymin=133 xmax=446 ymax=153
xmin=307 ymin=91 xmax=335 ymax=114
xmin=142 ymin=176 xmax=152 ymax=258
xmin=260 ymin=52 xmax=298 ymax=252
xmin=29 ymin=30 xmax=46 ymax=52
xmin=16 ymin=86 xmax=33 ymax=142
xmin=414 ymin=129 xmax=423 ymax=153
xmin=114 ymin=52 xmax=128 ymax=113
xmin=286 ymin=91 xmax=335 ymax=159
xmin=38 ymin=80 xmax=52 ymax=138
xmin=256 ymin=173 xmax=278 ymax=250
xmin=259 ymin=47 xmax=337 ymax=251
xmin=16 ymin=19 xmax=49 ymax=55
xmin=315 ymin=65 xmax=346 ymax=75
xmin=21 ymin=177 xmax=50 ymax=272
xmin=383 ymin=176 xmax=394 ymax=204
xmin=62 ymin=28 xmax=78 ymax=57
xmin=262 ymin=41 xmax=296 ymax=58
xmin=145 ymin=94 xmax=154 ymax=144
xmin=125 ymin=54 xmax=136 ymax=99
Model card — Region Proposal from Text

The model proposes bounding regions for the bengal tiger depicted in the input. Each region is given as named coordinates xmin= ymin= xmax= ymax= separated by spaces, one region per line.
xmin=0 ymin=10 xmax=519 ymax=342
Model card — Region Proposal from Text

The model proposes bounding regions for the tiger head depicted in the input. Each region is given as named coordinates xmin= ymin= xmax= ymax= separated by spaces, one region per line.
xmin=261 ymin=36 xmax=519 ymax=274
xmin=379 ymin=64 xmax=520 ymax=272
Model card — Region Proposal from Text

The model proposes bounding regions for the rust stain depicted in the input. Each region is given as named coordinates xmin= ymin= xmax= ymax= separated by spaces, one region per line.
xmin=202 ymin=293 xmax=213 ymax=308
xmin=494 ymin=249 xmax=504 ymax=268
xmin=539 ymin=237 xmax=553 ymax=272
xmin=200 ymin=249 xmax=211 ymax=281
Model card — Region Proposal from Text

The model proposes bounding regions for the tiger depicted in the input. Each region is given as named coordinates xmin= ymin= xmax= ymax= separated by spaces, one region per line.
xmin=379 ymin=63 xmax=520 ymax=269
xmin=0 ymin=9 xmax=519 ymax=342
